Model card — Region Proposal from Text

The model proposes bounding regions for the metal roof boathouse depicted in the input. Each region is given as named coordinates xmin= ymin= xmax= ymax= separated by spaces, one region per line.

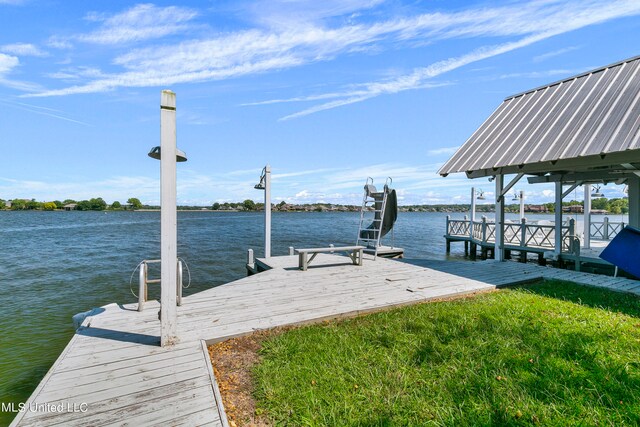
xmin=440 ymin=55 xmax=640 ymax=268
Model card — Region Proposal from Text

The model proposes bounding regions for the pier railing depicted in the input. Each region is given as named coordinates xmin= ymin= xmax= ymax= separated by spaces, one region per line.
xmin=590 ymin=217 xmax=625 ymax=240
xmin=446 ymin=216 xmax=575 ymax=252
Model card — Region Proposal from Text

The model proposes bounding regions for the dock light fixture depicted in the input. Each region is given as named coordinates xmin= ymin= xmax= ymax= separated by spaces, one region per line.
xmin=254 ymin=165 xmax=271 ymax=258
xmin=148 ymin=146 xmax=188 ymax=162
xmin=254 ymin=167 xmax=266 ymax=190
xmin=592 ymin=185 xmax=604 ymax=198
xmin=512 ymin=192 xmax=520 ymax=201
xmin=476 ymin=190 xmax=486 ymax=200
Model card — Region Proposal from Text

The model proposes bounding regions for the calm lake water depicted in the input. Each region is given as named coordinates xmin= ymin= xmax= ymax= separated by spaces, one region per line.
xmin=0 ymin=209 xmax=597 ymax=425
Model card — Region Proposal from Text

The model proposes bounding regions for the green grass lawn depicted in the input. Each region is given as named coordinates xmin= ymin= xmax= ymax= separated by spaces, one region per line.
xmin=253 ymin=281 xmax=640 ymax=426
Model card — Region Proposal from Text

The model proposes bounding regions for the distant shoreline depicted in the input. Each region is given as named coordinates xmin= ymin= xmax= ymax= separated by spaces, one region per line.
xmin=0 ymin=208 xmax=619 ymax=215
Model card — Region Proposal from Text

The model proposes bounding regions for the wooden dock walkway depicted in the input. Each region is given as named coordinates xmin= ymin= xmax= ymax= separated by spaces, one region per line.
xmin=11 ymin=255 xmax=640 ymax=426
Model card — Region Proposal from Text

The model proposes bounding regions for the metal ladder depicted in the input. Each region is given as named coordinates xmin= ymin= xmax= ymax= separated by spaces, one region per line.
xmin=356 ymin=177 xmax=391 ymax=258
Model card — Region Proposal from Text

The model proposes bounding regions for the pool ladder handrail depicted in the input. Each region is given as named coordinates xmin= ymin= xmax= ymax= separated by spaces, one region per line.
xmin=138 ymin=259 xmax=183 ymax=312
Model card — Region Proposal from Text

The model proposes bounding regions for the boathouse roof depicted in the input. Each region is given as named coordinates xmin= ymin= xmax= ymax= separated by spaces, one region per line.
xmin=439 ymin=55 xmax=640 ymax=179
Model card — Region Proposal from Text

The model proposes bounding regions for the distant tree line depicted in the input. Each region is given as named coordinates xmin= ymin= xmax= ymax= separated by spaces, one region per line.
xmin=0 ymin=196 xmax=629 ymax=214
xmin=0 ymin=197 xmax=144 ymax=211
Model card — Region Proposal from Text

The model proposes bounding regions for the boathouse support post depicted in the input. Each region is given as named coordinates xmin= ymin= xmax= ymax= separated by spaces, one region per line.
xmin=628 ymin=175 xmax=640 ymax=229
xmin=554 ymin=180 xmax=563 ymax=256
xmin=494 ymin=174 xmax=505 ymax=261
xmin=160 ymin=90 xmax=178 ymax=347
xmin=470 ymin=187 xmax=476 ymax=240
xmin=470 ymin=187 xmax=476 ymax=222
xmin=583 ymin=184 xmax=591 ymax=249
xmin=445 ymin=215 xmax=451 ymax=254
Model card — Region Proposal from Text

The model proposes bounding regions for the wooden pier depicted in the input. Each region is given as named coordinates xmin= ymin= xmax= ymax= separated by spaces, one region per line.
xmin=11 ymin=254 xmax=640 ymax=427
xmin=444 ymin=216 xmax=625 ymax=271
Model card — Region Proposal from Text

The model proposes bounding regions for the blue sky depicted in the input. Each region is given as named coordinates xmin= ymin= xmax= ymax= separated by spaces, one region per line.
xmin=1 ymin=0 xmax=638 ymax=206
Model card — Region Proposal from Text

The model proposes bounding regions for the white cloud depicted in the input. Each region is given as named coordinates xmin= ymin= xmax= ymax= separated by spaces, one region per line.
xmin=78 ymin=4 xmax=199 ymax=45
xmin=533 ymin=46 xmax=581 ymax=62
xmin=23 ymin=0 xmax=640 ymax=101
xmin=498 ymin=68 xmax=581 ymax=80
xmin=0 ymin=53 xmax=18 ymax=74
xmin=1 ymin=165 xmax=605 ymax=205
xmin=0 ymin=99 xmax=90 ymax=124
xmin=428 ymin=146 xmax=460 ymax=156
xmin=1 ymin=43 xmax=47 ymax=57
xmin=46 ymin=37 xmax=74 ymax=50
xmin=0 ymin=53 xmax=39 ymax=91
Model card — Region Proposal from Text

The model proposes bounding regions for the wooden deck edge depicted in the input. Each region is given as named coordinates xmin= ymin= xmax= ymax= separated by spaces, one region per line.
xmin=202 ymin=287 xmax=497 ymax=346
xmin=9 ymin=333 xmax=83 ymax=427
xmin=10 ymin=300 xmax=147 ymax=427
xmin=494 ymin=276 xmax=545 ymax=288
xmin=540 ymin=275 xmax=640 ymax=295
xmin=200 ymin=340 xmax=229 ymax=427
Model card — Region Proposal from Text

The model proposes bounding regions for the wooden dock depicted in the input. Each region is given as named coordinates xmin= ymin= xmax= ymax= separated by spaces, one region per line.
xmin=444 ymin=216 xmax=625 ymax=272
xmin=11 ymin=255 xmax=640 ymax=427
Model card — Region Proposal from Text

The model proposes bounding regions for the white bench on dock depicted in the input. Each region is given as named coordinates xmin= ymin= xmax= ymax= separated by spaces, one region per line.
xmin=296 ymin=246 xmax=365 ymax=271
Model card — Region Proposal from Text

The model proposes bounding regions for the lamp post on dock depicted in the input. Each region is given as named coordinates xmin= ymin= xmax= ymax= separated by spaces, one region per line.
xmin=512 ymin=190 xmax=525 ymax=220
xmin=255 ymin=165 xmax=271 ymax=258
xmin=148 ymin=90 xmax=187 ymax=347
xmin=584 ymin=184 xmax=591 ymax=249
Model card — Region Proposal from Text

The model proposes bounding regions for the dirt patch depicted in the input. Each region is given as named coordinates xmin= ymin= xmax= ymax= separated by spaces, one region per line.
xmin=208 ymin=329 xmax=282 ymax=427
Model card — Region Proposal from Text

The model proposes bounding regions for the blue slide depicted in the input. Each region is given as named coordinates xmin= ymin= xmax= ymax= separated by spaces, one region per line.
xmin=599 ymin=226 xmax=640 ymax=278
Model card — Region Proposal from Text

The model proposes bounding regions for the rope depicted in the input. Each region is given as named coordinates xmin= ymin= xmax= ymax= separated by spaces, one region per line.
xmin=178 ymin=257 xmax=192 ymax=288
xmin=129 ymin=261 xmax=144 ymax=299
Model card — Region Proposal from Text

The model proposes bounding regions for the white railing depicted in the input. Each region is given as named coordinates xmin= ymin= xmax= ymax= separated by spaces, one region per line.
xmin=590 ymin=217 xmax=625 ymax=240
xmin=446 ymin=216 xmax=575 ymax=252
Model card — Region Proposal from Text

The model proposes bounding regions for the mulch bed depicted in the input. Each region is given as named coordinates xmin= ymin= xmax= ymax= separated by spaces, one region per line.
xmin=208 ymin=329 xmax=286 ymax=427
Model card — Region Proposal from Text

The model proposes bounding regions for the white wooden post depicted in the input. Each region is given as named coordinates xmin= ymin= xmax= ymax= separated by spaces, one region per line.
xmin=554 ymin=181 xmax=563 ymax=256
xmin=482 ymin=216 xmax=487 ymax=242
xmin=264 ymin=164 xmax=271 ymax=258
xmin=470 ymin=187 xmax=476 ymax=222
xmin=160 ymin=90 xmax=178 ymax=347
xmin=470 ymin=187 xmax=476 ymax=240
xmin=519 ymin=190 xmax=525 ymax=221
xmin=583 ymin=184 xmax=591 ymax=249
xmin=628 ymin=175 xmax=640 ymax=229
xmin=495 ymin=175 xmax=505 ymax=261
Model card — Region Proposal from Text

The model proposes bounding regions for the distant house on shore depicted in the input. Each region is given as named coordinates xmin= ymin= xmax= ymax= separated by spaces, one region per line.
xmin=563 ymin=205 xmax=583 ymax=214
xmin=63 ymin=203 xmax=77 ymax=211
xmin=526 ymin=204 xmax=549 ymax=213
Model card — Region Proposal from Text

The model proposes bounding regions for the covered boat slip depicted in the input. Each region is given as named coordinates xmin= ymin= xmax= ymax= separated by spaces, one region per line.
xmin=439 ymin=55 xmax=640 ymax=269
xmin=12 ymin=254 xmax=640 ymax=427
